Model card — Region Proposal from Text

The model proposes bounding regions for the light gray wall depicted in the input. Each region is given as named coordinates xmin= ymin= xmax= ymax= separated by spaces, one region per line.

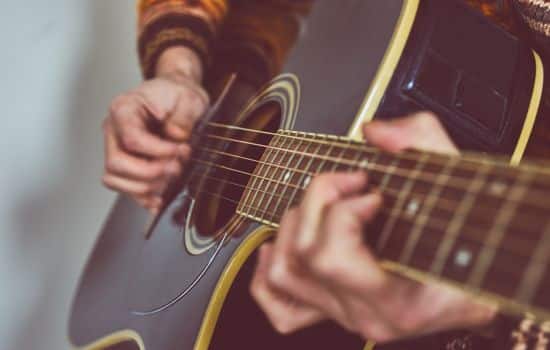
xmin=0 ymin=1 xmax=140 ymax=348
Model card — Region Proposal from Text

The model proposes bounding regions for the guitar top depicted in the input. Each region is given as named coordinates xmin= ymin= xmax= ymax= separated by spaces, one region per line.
xmin=69 ymin=1 xmax=550 ymax=349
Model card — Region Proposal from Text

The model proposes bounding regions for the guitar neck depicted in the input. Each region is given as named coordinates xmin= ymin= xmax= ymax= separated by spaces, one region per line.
xmin=236 ymin=130 xmax=550 ymax=319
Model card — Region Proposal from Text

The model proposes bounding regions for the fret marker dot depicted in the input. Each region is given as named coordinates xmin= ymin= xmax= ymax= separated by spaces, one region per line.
xmin=406 ymin=199 xmax=420 ymax=217
xmin=283 ymin=171 xmax=292 ymax=183
xmin=454 ymin=249 xmax=472 ymax=268
xmin=489 ymin=181 xmax=507 ymax=196
xmin=303 ymin=176 xmax=312 ymax=187
xmin=359 ymin=159 xmax=369 ymax=168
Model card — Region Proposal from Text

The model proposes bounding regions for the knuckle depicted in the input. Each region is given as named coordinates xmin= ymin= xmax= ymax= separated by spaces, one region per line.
xmin=120 ymin=130 xmax=142 ymax=151
xmin=273 ymin=318 xmax=294 ymax=335
xmin=101 ymin=175 xmax=114 ymax=189
xmin=267 ymin=262 xmax=291 ymax=290
xmin=136 ymin=183 xmax=154 ymax=196
xmin=249 ymin=278 xmax=262 ymax=301
xmin=105 ymin=157 xmax=121 ymax=173
xmin=307 ymin=175 xmax=339 ymax=202
xmin=294 ymin=239 xmax=316 ymax=258
xmin=147 ymin=164 xmax=167 ymax=179
xmin=181 ymin=89 xmax=207 ymax=118
xmin=309 ymin=174 xmax=330 ymax=192
xmin=311 ymin=252 xmax=343 ymax=279
xmin=109 ymin=94 xmax=132 ymax=117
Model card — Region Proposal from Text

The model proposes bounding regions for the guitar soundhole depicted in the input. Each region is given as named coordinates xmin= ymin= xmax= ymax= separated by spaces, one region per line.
xmin=189 ymin=101 xmax=282 ymax=240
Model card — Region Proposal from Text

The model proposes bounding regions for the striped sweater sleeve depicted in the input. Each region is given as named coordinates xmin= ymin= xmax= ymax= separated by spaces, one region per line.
xmin=137 ymin=0 xmax=229 ymax=79
xmin=512 ymin=0 xmax=550 ymax=57
xmin=465 ymin=0 xmax=550 ymax=58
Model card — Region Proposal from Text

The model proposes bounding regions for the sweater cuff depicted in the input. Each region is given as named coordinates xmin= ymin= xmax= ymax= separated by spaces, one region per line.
xmin=138 ymin=14 xmax=214 ymax=79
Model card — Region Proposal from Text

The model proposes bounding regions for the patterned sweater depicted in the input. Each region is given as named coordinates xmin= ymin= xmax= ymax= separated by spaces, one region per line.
xmin=137 ymin=0 xmax=550 ymax=82
xmin=136 ymin=0 xmax=550 ymax=348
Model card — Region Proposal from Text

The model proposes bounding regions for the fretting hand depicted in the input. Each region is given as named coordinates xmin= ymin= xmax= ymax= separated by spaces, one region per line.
xmin=250 ymin=112 xmax=497 ymax=343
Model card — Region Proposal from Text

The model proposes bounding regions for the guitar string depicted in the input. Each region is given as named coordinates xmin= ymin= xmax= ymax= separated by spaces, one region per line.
xmin=203 ymin=130 xmax=547 ymax=196
xmin=186 ymin=166 xmax=542 ymax=258
xmin=168 ymin=124 xmax=550 ymax=292
xmin=201 ymin=123 xmax=550 ymax=204
xmin=183 ymin=170 xmax=547 ymax=277
xmin=190 ymin=146 xmax=546 ymax=227
xmin=185 ymin=138 xmax=548 ymax=246
xmin=190 ymin=135 xmax=550 ymax=212
xmin=187 ymin=153 xmax=544 ymax=245
xmin=165 ymin=122 xmax=550 ymax=299
xmin=205 ymin=122 xmax=550 ymax=175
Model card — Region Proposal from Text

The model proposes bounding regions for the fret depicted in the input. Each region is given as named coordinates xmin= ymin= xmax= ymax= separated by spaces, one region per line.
xmin=430 ymin=162 xmax=491 ymax=275
xmin=239 ymin=146 xmax=266 ymax=216
xmin=351 ymin=147 xmax=366 ymax=171
xmin=327 ymin=140 xmax=348 ymax=172
xmin=340 ymin=139 xmax=358 ymax=172
xmin=248 ymin=136 xmax=283 ymax=218
xmin=464 ymin=170 xmax=544 ymax=297
xmin=265 ymin=136 xmax=304 ymax=222
xmin=533 ymin=265 xmax=550 ymax=310
xmin=378 ymin=157 xmax=399 ymax=191
xmin=468 ymin=171 xmax=533 ymax=288
xmin=366 ymin=153 xmax=399 ymax=249
xmin=258 ymin=136 xmax=291 ymax=219
xmin=283 ymin=138 xmax=324 ymax=213
xmin=517 ymin=222 xmax=550 ymax=305
xmin=400 ymin=157 xmax=458 ymax=264
xmin=376 ymin=154 xmax=429 ymax=254
xmin=438 ymin=168 xmax=520 ymax=285
xmin=313 ymin=141 xmax=335 ymax=175
xmin=360 ymin=151 xmax=382 ymax=186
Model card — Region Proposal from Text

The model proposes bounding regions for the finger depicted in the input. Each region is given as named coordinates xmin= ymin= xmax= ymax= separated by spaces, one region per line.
xmin=164 ymin=88 xmax=209 ymax=141
xmin=251 ymin=244 xmax=325 ymax=334
xmin=114 ymin=120 xmax=184 ymax=159
xmin=307 ymin=193 xmax=387 ymax=295
xmin=102 ymin=174 xmax=159 ymax=197
xmin=296 ymin=172 xmax=368 ymax=255
xmin=362 ymin=112 xmax=458 ymax=155
xmin=107 ymin=95 xmax=184 ymax=158
xmin=134 ymin=79 xmax=208 ymax=142
xmin=105 ymin=131 xmax=174 ymax=182
xmin=267 ymin=210 xmax=352 ymax=326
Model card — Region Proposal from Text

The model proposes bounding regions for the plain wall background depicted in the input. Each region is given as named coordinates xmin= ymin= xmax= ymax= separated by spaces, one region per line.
xmin=0 ymin=1 xmax=140 ymax=348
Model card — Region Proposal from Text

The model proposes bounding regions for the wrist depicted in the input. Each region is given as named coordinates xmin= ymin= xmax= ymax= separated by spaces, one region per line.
xmin=155 ymin=46 xmax=204 ymax=84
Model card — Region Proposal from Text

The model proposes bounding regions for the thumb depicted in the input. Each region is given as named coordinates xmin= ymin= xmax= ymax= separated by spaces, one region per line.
xmin=164 ymin=83 xmax=209 ymax=142
xmin=362 ymin=112 xmax=458 ymax=155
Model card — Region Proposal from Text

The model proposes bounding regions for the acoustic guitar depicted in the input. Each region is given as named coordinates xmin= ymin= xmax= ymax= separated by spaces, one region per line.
xmin=69 ymin=0 xmax=550 ymax=349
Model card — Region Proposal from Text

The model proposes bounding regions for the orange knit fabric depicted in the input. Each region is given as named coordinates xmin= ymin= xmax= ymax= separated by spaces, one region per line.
xmin=137 ymin=0 xmax=550 ymax=79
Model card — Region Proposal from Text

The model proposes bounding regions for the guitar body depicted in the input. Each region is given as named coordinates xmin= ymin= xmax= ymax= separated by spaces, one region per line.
xmin=69 ymin=1 xmax=546 ymax=349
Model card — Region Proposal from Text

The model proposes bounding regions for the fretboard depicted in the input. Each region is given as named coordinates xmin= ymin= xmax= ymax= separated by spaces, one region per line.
xmin=235 ymin=130 xmax=550 ymax=319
